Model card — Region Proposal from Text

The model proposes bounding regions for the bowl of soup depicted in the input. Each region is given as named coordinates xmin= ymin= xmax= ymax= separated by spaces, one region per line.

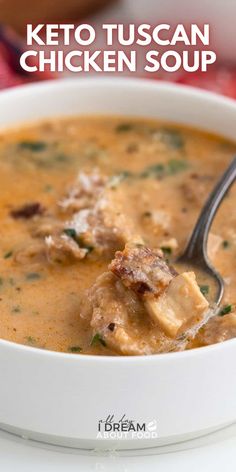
xmin=0 ymin=78 xmax=236 ymax=451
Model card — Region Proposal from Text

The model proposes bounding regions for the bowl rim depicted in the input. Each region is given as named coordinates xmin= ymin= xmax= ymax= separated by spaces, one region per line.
xmin=0 ymin=76 xmax=236 ymax=364
xmin=0 ymin=334 xmax=236 ymax=364
xmin=1 ymin=75 xmax=236 ymax=106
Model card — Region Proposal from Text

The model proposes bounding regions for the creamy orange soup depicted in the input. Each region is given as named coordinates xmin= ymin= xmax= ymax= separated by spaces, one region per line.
xmin=0 ymin=116 xmax=235 ymax=355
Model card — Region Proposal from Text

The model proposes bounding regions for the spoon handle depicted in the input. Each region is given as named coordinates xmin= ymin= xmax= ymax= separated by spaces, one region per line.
xmin=182 ymin=156 xmax=236 ymax=262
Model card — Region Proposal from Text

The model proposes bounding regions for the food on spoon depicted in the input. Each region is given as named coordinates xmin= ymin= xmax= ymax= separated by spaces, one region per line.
xmin=81 ymin=271 xmax=187 ymax=356
xmin=109 ymin=243 xmax=209 ymax=338
xmin=81 ymin=242 xmax=210 ymax=355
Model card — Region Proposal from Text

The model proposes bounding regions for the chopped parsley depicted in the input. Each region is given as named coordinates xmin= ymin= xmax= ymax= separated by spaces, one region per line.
xmin=54 ymin=153 xmax=69 ymax=163
xmin=4 ymin=251 xmax=13 ymax=259
xmin=63 ymin=229 xmax=94 ymax=254
xmin=222 ymin=240 xmax=230 ymax=249
xmin=167 ymin=159 xmax=188 ymax=175
xmin=19 ymin=141 xmax=47 ymax=152
xmin=140 ymin=159 xmax=188 ymax=179
xmin=26 ymin=336 xmax=36 ymax=345
xmin=219 ymin=304 xmax=232 ymax=316
xmin=108 ymin=171 xmax=133 ymax=188
xmin=12 ymin=305 xmax=21 ymax=313
xmin=25 ymin=272 xmax=41 ymax=281
xmin=200 ymin=285 xmax=209 ymax=296
xmin=160 ymin=128 xmax=184 ymax=149
xmin=44 ymin=184 xmax=54 ymax=192
xmin=115 ymin=123 xmax=135 ymax=133
xmin=140 ymin=163 xmax=165 ymax=179
xmin=108 ymin=159 xmax=189 ymax=186
xmin=63 ymin=228 xmax=77 ymax=241
xmin=90 ymin=333 xmax=106 ymax=347
xmin=68 ymin=346 xmax=82 ymax=353
xmin=161 ymin=246 xmax=172 ymax=255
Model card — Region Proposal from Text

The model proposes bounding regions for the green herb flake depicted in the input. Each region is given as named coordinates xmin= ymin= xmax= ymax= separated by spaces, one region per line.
xmin=63 ymin=228 xmax=77 ymax=241
xmin=25 ymin=272 xmax=41 ymax=281
xmin=219 ymin=304 xmax=232 ymax=316
xmin=161 ymin=128 xmax=184 ymax=149
xmin=33 ymin=153 xmax=70 ymax=169
xmin=161 ymin=246 xmax=172 ymax=255
xmin=63 ymin=229 xmax=94 ymax=254
xmin=25 ymin=336 xmax=36 ymax=345
xmin=0 ymin=277 xmax=3 ymax=286
xmin=108 ymin=171 xmax=133 ymax=188
xmin=19 ymin=141 xmax=47 ymax=152
xmin=4 ymin=251 xmax=13 ymax=259
xmin=140 ymin=163 xmax=165 ymax=179
xmin=44 ymin=184 xmax=54 ymax=192
xmin=12 ymin=305 xmax=21 ymax=314
xmin=140 ymin=159 xmax=188 ymax=180
xmin=90 ymin=333 xmax=106 ymax=347
xmin=222 ymin=240 xmax=230 ymax=249
xmin=68 ymin=346 xmax=82 ymax=353
xmin=55 ymin=153 xmax=69 ymax=163
xmin=167 ymin=159 xmax=188 ymax=175
xmin=200 ymin=285 xmax=209 ymax=296
xmin=115 ymin=123 xmax=134 ymax=133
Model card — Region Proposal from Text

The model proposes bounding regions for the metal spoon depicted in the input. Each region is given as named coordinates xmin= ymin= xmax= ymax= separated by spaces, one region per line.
xmin=176 ymin=157 xmax=236 ymax=306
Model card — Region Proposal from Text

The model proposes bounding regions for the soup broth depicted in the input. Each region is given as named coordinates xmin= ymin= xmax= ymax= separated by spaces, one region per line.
xmin=0 ymin=116 xmax=235 ymax=355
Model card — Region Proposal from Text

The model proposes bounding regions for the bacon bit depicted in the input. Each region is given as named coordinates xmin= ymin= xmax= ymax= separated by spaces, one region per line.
xmin=109 ymin=242 xmax=176 ymax=298
xmin=10 ymin=202 xmax=44 ymax=219
xmin=108 ymin=322 xmax=116 ymax=332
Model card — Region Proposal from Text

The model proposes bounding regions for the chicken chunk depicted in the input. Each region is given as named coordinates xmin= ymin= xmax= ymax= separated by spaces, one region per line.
xmin=43 ymin=170 xmax=138 ymax=263
xmin=81 ymin=272 xmax=188 ymax=355
xmin=45 ymin=235 xmax=88 ymax=263
xmin=148 ymin=210 xmax=171 ymax=232
xmin=60 ymin=169 xmax=107 ymax=213
xmin=65 ymin=187 xmax=137 ymax=257
xmin=110 ymin=243 xmax=209 ymax=338
xmin=31 ymin=217 xmax=64 ymax=238
xmin=82 ymin=242 xmax=210 ymax=355
xmin=146 ymin=272 xmax=209 ymax=338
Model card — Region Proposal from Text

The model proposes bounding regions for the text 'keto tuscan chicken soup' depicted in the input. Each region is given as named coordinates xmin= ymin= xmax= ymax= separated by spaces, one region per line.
xmin=0 ymin=116 xmax=236 ymax=356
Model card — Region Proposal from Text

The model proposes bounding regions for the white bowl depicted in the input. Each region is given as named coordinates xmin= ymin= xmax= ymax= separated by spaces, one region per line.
xmin=0 ymin=78 xmax=236 ymax=451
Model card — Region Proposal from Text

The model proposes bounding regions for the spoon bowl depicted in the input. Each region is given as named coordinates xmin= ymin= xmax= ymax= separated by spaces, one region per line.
xmin=176 ymin=156 xmax=236 ymax=306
